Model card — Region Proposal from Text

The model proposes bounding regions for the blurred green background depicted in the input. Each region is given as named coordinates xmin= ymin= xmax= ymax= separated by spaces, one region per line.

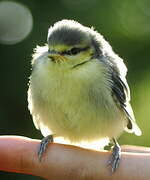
xmin=0 ymin=0 xmax=150 ymax=179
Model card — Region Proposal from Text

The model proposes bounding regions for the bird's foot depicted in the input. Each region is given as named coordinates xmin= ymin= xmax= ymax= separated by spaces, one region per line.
xmin=108 ymin=139 xmax=121 ymax=172
xmin=38 ymin=135 xmax=53 ymax=161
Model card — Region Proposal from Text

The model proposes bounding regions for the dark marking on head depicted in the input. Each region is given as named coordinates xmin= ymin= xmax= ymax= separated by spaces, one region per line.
xmin=61 ymin=46 xmax=89 ymax=56
xmin=48 ymin=20 xmax=90 ymax=46
xmin=47 ymin=20 xmax=106 ymax=59
xmin=91 ymin=38 xmax=102 ymax=59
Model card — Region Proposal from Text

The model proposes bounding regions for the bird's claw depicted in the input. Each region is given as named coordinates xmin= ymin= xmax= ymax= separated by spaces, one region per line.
xmin=108 ymin=139 xmax=121 ymax=172
xmin=38 ymin=135 xmax=53 ymax=161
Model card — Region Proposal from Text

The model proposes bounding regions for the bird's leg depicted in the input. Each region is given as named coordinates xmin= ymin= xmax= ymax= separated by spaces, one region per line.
xmin=108 ymin=138 xmax=121 ymax=172
xmin=38 ymin=135 xmax=53 ymax=161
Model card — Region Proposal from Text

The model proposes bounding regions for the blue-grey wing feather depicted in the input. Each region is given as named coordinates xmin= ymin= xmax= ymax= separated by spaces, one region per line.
xmin=99 ymin=51 xmax=141 ymax=135
xmin=111 ymin=72 xmax=132 ymax=128
xmin=110 ymin=67 xmax=141 ymax=136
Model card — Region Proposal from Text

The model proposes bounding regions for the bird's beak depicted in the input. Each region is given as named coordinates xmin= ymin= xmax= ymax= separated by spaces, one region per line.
xmin=48 ymin=51 xmax=68 ymax=62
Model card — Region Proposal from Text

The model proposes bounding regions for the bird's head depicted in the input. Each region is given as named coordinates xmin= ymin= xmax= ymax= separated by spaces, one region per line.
xmin=47 ymin=19 xmax=103 ymax=68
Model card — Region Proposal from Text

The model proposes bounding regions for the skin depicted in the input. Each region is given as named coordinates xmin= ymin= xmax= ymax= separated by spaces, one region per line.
xmin=0 ymin=136 xmax=150 ymax=180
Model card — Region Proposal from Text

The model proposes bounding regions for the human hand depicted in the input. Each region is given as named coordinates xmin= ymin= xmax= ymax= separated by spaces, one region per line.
xmin=0 ymin=136 xmax=150 ymax=180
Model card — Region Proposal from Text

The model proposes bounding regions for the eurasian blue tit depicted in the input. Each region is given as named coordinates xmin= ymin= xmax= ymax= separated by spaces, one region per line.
xmin=28 ymin=20 xmax=142 ymax=172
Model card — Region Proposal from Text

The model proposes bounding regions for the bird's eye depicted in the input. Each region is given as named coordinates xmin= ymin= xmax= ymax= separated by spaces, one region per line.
xmin=61 ymin=48 xmax=81 ymax=56
xmin=70 ymin=47 xmax=81 ymax=55
xmin=61 ymin=46 xmax=89 ymax=56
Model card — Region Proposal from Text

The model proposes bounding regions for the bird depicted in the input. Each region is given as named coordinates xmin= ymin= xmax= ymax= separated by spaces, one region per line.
xmin=28 ymin=19 xmax=142 ymax=172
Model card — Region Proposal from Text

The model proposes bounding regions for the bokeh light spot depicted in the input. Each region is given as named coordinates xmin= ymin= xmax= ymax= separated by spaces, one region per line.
xmin=0 ymin=1 xmax=33 ymax=45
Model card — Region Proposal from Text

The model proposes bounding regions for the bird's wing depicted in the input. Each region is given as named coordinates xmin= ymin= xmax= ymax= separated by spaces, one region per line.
xmin=111 ymin=71 xmax=142 ymax=136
